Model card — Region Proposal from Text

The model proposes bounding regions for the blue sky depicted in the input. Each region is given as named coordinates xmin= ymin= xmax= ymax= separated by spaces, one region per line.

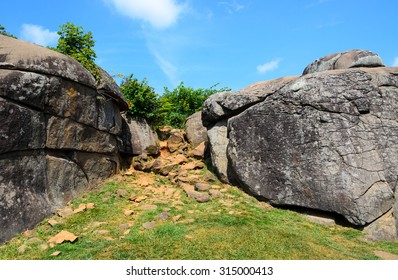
xmin=2 ymin=0 xmax=397 ymax=93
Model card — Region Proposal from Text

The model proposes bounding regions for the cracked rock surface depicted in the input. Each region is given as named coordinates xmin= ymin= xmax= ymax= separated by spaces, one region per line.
xmin=202 ymin=51 xmax=398 ymax=240
xmin=0 ymin=35 xmax=128 ymax=243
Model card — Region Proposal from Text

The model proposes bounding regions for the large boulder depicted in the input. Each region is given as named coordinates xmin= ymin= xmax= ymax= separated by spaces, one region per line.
xmin=207 ymin=120 xmax=229 ymax=183
xmin=120 ymin=114 xmax=159 ymax=155
xmin=303 ymin=49 xmax=384 ymax=75
xmin=185 ymin=111 xmax=207 ymax=147
xmin=203 ymin=51 xmax=398 ymax=240
xmin=0 ymin=35 xmax=95 ymax=87
xmin=0 ymin=35 xmax=127 ymax=243
xmin=202 ymin=76 xmax=297 ymax=184
xmin=202 ymin=76 xmax=297 ymax=127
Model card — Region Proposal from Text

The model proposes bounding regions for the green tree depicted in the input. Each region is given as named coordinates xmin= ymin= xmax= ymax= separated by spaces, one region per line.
xmin=0 ymin=24 xmax=17 ymax=38
xmin=158 ymin=82 xmax=230 ymax=128
xmin=54 ymin=22 xmax=100 ymax=80
xmin=120 ymin=74 xmax=160 ymax=124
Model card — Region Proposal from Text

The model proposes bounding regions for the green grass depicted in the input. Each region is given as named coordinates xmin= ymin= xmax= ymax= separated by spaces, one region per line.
xmin=0 ymin=170 xmax=397 ymax=260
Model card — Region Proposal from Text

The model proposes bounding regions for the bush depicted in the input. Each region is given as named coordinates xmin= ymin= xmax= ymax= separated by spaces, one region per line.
xmin=120 ymin=74 xmax=160 ymax=124
xmin=120 ymin=76 xmax=230 ymax=129
xmin=158 ymin=82 xmax=230 ymax=128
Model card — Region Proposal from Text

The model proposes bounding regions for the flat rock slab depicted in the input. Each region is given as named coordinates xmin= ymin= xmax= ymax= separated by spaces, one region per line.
xmin=209 ymin=189 xmax=222 ymax=198
xmin=194 ymin=183 xmax=212 ymax=192
xmin=187 ymin=191 xmax=211 ymax=203
xmin=139 ymin=204 xmax=158 ymax=211
xmin=142 ymin=221 xmax=157 ymax=229
xmin=157 ymin=212 xmax=171 ymax=221
xmin=48 ymin=230 xmax=78 ymax=244
xmin=374 ymin=250 xmax=398 ymax=260
xmin=305 ymin=215 xmax=336 ymax=227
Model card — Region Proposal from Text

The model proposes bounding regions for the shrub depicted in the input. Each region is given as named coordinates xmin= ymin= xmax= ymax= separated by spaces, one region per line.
xmin=120 ymin=74 xmax=160 ymax=124
xmin=158 ymin=82 xmax=230 ymax=128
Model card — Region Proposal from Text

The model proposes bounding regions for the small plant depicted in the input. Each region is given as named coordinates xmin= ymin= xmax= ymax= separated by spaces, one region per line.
xmin=0 ymin=24 xmax=17 ymax=38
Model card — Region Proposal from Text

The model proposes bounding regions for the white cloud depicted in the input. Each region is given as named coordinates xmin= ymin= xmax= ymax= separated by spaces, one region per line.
xmin=106 ymin=0 xmax=186 ymax=29
xmin=219 ymin=0 xmax=244 ymax=14
xmin=256 ymin=59 xmax=282 ymax=74
xmin=20 ymin=24 xmax=59 ymax=46
xmin=393 ymin=57 xmax=398 ymax=67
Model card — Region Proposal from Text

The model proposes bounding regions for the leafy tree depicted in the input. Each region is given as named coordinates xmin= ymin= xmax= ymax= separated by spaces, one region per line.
xmin=0 ymin=24 xmax=17 ymax=38
xmin=158 ymin=82 xmax=230 ymax=128
xmin=54 ymin=22 xmax=100 ymax=80
xmin=120 ymin=74 xmax=160 ymax=124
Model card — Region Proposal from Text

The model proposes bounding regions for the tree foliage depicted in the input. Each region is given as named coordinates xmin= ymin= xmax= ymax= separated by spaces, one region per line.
xmin=120 ymin=77 xmax=230 ymax=129
xmin=120 ymin=74 xmax=160 ymax=124
xmin=0 ymin=24 xmax=16 ymax=38
xmin=158 ymin=82 xmax=230 ymax=128
xmin=54 ymin=22 xmax=100 ymax=80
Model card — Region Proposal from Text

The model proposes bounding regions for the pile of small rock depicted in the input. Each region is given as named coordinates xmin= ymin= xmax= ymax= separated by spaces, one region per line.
xmin=130 ymin=126 xmax=220 ymax=203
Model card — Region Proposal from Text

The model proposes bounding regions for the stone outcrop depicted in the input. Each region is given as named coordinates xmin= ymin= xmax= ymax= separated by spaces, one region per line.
xmin=207 ymin=120 xmax=229 ymax=182
xmin=303 ymin=49 xmax=384 ymax=75
xmin=185 ymin=111 xmax=207 ymax=147
xmin=0 ymin=35 xmax=128 ymax=243
xmin=202 ymin=50 xmax=398 ymax=240
xmin=203 ymin=76 xmax=297 ymax=183
xmin=120 ymin=114 xmax=159 ymax=156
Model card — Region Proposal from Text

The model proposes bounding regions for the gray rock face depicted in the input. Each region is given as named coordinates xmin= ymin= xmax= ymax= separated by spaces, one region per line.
xmin=227 ymin=68 xmax=397 ymax=226
xmin=203 ymin=51 xmax=398 ymax=240
xmin=202 ymin=76 xmax=296 ymax=126
xmin=303 ymin=49 xmax=385 ymax=75
xmin=97 ymin=67 xmax=129 ymax=111
xmin=0 ymin=35 xmax=95 ymax=87
xmin=0 ymin=155 xmax=51 ymax=243
xmin=0 ymin=97 xmax=45 ymax=154
xmin=363 ymin=210 xmax=397 ymax=241
xmin=0 ymin=35 xmax=128 ymax=243
xmin=185 ymin=111 xmax=207 ymax=147
xmin=203 ymin=76 xmax=296 ymax=184
xmin=46 ymin=116 xmax=117 ymax=153
xmin=207 ymin=120 xmax=229 ymax=183
xmin=120 ymin=114 xmax=159 ymax=155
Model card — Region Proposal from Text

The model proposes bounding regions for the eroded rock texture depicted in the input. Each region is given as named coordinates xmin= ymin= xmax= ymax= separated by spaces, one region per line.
xmin=185 ymin=111 xmax=207 ymax=148
xmin=303 ymin=49 xmax=385 ymax=75
xmin=0 ymin=35 xmax=128 ymax=243
xmin=203 ymin=50 xmax=398 ymax=240
xmin=120 ymin=114 xmax=160 ymax=156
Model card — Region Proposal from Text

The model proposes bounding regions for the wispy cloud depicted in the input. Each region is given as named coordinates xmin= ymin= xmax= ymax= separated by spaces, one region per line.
xmin=105 ymin=0 xmax=187 ymax=29
xmin=143 ymin=27 xmax=188 ymax=87
xmin=20 ymin=24 xmax=59 ymax=46
xmin=393 ymin=57 xmax=398 ymax=67
xmin=151 ymin=49 xmax=179 ymax=87
xmin=219 ymin=0 xmax=244 ymax=14
xmin=104 ymin=0 xmax=190 ymax=87
xmin=257 ymin=59 xmax=282 ymax=74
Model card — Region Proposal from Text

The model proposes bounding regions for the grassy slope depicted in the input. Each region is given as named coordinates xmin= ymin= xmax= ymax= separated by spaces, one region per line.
xmin=1 ymin=168 xmax=397 ymax=260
